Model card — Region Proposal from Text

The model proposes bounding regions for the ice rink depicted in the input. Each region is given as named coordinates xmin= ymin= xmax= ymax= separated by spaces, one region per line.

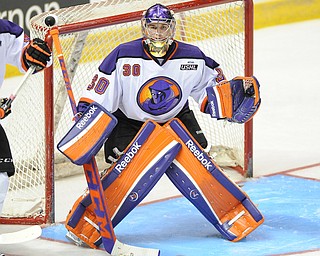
xmin=1 ymin=13 xmax=320 ymax=256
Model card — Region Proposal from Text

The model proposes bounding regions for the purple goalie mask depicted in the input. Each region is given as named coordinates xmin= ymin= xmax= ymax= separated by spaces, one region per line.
xmin=144 ymin=3 xmax=174 ymax=22
xmin=141 ymin=4 xmax=176 ymax=57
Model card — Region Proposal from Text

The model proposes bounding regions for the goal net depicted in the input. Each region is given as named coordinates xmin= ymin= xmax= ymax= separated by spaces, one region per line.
xmin=0 ymin=0 xmax=254 ymax=224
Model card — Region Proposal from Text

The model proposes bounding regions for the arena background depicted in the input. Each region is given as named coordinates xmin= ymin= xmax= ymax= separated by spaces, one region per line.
xmin=2 ymin=0 xmax=320 ymax=78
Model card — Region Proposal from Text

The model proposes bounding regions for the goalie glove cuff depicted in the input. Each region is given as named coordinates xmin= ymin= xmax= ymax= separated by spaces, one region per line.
xmin=205 ymin=86 xmax=227 ymax=119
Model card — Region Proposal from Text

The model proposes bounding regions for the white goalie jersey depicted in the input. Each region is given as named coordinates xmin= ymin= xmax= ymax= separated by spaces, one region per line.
xmin=79 ymin=38 xmax=225 ymax=122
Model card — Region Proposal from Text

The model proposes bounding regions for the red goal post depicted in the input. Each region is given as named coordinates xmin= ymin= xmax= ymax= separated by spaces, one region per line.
xmin=0 ymin=0 xmax=254 ymax=224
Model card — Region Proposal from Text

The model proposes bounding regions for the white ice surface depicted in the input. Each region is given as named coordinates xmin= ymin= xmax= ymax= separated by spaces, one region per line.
xmin=252 ymin=20 xmax=320 ymax=176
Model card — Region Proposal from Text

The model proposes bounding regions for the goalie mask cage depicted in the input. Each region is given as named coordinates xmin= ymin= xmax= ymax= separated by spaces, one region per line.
xmin=0 ymin=0 xmax=254 ymax=224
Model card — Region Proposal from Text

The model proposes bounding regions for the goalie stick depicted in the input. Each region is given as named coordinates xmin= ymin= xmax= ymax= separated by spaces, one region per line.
xmin=0 ymin=225 xmax=42 ymax=244
xmin=46 ymin=15 xmax=160 ymax=256
xmin=0 ymin=66 xmax=36 ymax=118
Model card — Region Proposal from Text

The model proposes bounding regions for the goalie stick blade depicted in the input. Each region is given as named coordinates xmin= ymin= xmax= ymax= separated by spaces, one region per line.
xmin=0 ymin=225 xmax=42 ymax=244
xmin=111 ymin=239 xmax=160 ymax=256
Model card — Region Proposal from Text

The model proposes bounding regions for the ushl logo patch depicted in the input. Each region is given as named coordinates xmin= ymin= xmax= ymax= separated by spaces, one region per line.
xmin=180 ymin=64 xmax=198 ymax=70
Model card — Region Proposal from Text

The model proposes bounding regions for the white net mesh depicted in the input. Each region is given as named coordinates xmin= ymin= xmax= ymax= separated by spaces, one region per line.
xmin=1 ymin=0 xmax=251 ymax=221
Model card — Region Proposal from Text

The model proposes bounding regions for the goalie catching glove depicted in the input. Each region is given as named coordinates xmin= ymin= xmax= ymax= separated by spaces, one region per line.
xmin=204 ymin=76 xmax=261 ymax=123
xmin=22 ymin=38 xmax=52 ymax=72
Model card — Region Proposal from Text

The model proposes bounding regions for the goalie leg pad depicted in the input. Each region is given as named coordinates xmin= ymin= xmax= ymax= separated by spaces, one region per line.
xmin=65 ymin=194 xmax=102 ymax=248
xmin=65 ymin=120 xmax=181 ymax=248
xmin=109 ymin=121 xmax=181 ymax=227
xmin=57 ymin=102 xmax=118 ymax=165
xmin=164 ymin=119 xmax=264 ymax=241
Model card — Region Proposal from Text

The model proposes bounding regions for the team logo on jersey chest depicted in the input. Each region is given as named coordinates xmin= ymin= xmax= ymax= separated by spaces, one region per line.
xmin=137 ymin=76 xmax=182 ymax=115
xmin=180 ymin=64 xmax=198 ymax=70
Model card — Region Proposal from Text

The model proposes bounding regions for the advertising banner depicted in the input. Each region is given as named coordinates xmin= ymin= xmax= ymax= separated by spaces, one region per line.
xmin=0 ymin=0 xmax=89 ymax=35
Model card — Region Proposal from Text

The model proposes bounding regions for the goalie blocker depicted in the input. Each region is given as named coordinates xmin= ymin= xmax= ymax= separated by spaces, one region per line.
xmin=57 ymin=102 xmax=118 ymax=165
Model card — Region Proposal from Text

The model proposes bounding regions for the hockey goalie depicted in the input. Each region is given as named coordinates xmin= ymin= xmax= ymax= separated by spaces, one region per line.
xmin=58 ymin=3 xmax=263 ymax=249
